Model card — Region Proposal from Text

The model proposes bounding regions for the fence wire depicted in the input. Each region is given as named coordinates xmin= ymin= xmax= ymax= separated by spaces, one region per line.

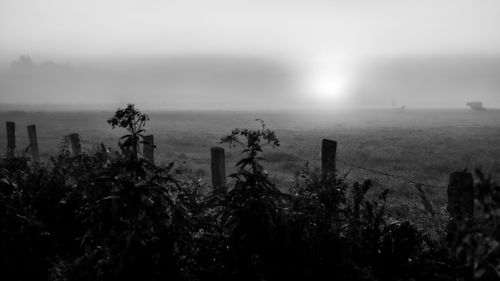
xmin=189 ymin=156 xmax=446 ymax=189
xmin=336 ymin=158 xmax=446 ymax=189
xmin=12 ymin=135 xmax=95 ymax=143
xmin=4 ymin=134 xmax=447 ymax=189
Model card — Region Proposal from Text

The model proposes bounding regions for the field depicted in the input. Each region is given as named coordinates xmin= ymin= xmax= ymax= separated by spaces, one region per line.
xmin=1 ymin=108 xmax=500 ymax=231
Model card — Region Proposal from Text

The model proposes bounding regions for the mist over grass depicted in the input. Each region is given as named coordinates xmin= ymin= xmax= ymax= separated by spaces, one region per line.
xmin=1 ymin=54 xmax=500 ymax=110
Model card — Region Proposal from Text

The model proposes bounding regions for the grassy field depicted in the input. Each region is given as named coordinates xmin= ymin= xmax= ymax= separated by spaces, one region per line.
xmin=1 ymin=108 xmax=499 ymax=232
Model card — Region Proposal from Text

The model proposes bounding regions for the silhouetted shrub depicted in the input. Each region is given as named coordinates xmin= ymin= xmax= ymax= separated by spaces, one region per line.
xmin=1 ymin=105 xmax=500 ymax=281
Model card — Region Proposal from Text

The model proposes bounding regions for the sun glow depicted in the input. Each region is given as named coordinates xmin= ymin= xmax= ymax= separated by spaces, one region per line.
xmin=306 ymin=71 xmax=348 ymax=101
xmin=300 ymin=57 xmax=352 ymax=104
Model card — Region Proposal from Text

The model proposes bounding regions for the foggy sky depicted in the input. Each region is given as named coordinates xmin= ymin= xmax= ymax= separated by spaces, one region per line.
xmin=1 ymin=0 xmax=500 ymax=109
xmin=2 ymin=0 xmax=500 ymax=60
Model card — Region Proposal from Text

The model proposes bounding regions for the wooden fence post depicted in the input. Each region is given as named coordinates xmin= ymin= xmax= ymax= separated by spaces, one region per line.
xmin=6 ymin=121 xmax=15 ymax=159
xmin=65 ymin=133 xmax=81 ymax=156
xmin=447 ymin=171 xmax=474 ymax=236
xmin=143 ymin=135 xmax=155 ymax=164
xmin=321 ymin=139 xmax=337 ymax=181
xmin=210 ymin=147 xmax=226 ymax=188
xmin=27 ymin=125 xmax=39 ymax=164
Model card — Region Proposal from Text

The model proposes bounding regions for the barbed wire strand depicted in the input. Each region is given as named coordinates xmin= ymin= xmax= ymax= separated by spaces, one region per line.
xmin=336 ymin=158 xmax=446 ymax=189
xmin=189 ymin=156 xmax=445 ymax=189
xmin=4 ymin=135 xmax=446 ymax=189
xmin=3 ymin=134 xmax=105 ymax=144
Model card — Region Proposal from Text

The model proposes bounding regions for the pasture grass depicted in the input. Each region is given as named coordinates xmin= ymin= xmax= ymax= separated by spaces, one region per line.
xmin=1 ymin=108 xmax=499 ymax=234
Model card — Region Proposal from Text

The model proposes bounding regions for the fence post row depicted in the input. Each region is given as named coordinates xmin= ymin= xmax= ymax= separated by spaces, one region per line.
xmin=321 ymin=139 xmax=337 ymax=181
xmin=27 ymin=125 xmax=39 ymax=164
xmin=447 ymin=171 xmax=474 ymax=236
xmin=143 ymin=135 xmax=155 ymax=164
xmin=65 ymin=133 xmax=82 ymax=156
xmin=6 ymin=121 xmax=16 ymax=159
xmin=0 ymin=123 xmax=479 ymax=233
xmin=210 ymin=146 xmax=226 ymax=188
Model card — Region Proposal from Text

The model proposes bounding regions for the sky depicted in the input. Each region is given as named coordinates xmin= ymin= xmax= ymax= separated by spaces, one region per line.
xmin=2 ymin=0 xmax=500 ymax=60
xmin=1 ymin=0 xmax=500 ymax=109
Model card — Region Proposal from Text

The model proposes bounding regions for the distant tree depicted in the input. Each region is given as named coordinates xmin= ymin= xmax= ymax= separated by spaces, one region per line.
xmin=10 ymin=55 xmax=36 ymax=70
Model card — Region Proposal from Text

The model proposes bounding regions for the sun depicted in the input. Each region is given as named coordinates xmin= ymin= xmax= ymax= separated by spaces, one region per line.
xmin=307 ymin=71 xmax=347 ymax=101
xmin=299 ymin=57 xmax=352 ymax=104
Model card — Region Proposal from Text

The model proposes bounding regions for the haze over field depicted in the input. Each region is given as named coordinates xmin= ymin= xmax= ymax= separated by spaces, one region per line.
xmin=3 ymin=3 xmax=500 ymax=279
xmin=1 ymin=0 xmax=500 ymax=109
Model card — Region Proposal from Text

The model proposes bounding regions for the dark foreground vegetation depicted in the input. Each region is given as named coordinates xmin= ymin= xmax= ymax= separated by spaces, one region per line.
xmin=1 ymin=104 xmax=500 ymax=281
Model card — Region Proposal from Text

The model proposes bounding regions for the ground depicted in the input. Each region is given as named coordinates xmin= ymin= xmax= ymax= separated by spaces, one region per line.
xmin=1 ymin=108 xmax=499 ymax=233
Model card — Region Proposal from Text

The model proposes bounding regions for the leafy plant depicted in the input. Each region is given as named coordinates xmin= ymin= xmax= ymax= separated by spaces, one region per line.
xmin=2 ymin=104 xmax=497 ymax=281
xmin=450 ymin=170 xmax=500 ymax=280
xmin=107 ymin=103 xmax=150 ymax=161
xmin=204 ymin=120 xmax=287 ymax=280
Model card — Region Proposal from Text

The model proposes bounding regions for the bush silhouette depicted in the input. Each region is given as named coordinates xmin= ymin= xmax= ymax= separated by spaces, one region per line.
xmin=1 ymin=104 xmax=500 ymax=281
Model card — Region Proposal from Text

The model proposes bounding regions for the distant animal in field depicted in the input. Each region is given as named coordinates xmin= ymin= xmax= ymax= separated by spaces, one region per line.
xmin=466 ymin=101 xmax=486 ymax=110
xmin=392 ymin=106 xmax=405 ymax=112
